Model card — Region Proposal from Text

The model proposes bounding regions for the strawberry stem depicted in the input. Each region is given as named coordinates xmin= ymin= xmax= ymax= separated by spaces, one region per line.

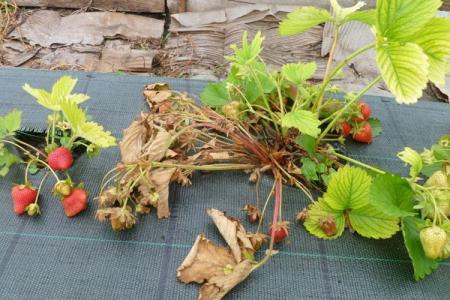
xmin=35 ymin=172 xmax=50 ymax=204
xmin=256 ymin=179 xmax=276 ymax=234
xmin=332 ymin=152 xmax=386 ymax=175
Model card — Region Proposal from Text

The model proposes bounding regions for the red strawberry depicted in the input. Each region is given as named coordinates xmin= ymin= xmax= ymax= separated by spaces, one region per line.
xmin=352 ymin=122 xmax=373 ymax=143
xmin=340 ymin=121 xmax=352 ymax=137
xmin=48 ymin=147 xmax=73 ymax=171
xmin=62 ymin=188 xmax=88 ymax=217
xmin=354 ymin=100 xmax=371 ymax=122
xmin=11 ymin=185 xmax=38 ymax=215
xmin=269 ymin=222 xmax=289 ymax=243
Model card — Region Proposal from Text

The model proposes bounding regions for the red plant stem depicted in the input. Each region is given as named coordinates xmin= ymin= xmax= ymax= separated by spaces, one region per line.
xmin=269 ymin=173 xmax=282 ymax=250
xmin=195 ymin=122 xmax=271 ymax=164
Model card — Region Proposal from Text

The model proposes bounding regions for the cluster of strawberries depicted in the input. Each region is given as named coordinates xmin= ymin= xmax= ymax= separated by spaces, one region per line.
xmin=340 ymin=100 xmax=373 ymax=143
xmin=11 ymin=147 xmax=88 ymax=217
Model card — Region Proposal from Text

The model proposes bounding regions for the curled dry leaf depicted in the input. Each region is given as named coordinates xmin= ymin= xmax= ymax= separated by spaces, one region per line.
xmin=143 ymin=83 xmax=172 ymax=105
xmin=119 ymin=113 xmax=149 ymax=164
xmin=149 ymin=167 xmax=176 ymax=218
xmin=177 ymin=234 xmax=237 ymax=284
xmin=207 ymin=208 xmax=254 ymax=263
xmin=141 ymin=129 xmax=172 ymax=162
xmin=199 ymin=260 xmax=253 ymax=300
xmin=177 ymin=234 xmax=254 ymax=300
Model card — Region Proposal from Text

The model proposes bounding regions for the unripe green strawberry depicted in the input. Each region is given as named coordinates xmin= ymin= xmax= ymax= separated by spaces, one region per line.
xmin=54 ymin=181 xmax=72 ymax=197
xmin=425 ymin=171 xmax=449 ymax=188
xmin=420 ymin=226 xmax=448 ymax=259
xmin=26 ymin=203 xmax=41 ymax=216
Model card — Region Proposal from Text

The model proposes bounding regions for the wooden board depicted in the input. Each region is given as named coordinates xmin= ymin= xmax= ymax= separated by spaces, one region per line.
xmin=442 ymin=0 xmax=450 ymax=11
xmin=12 ymin=0 xmax=166 ymax=13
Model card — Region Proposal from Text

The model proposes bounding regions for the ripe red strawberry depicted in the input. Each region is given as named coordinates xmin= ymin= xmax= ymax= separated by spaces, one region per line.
xmin=352 ymin=122 xmax=373 ymax=143
xmin=48 ymin=147 xmax=73 ymax=171
xmin=269 ymin=222 xmax=289 ymax=243
xmin=62 ymin=188 xmax=88 ymax=217
xmin=11 ymin=185 xmax=38 ymax=215
xmin=340 ymin=121 xmax=352 ymax=137
xmin=354 ymin=100 xmax=371 ymax=122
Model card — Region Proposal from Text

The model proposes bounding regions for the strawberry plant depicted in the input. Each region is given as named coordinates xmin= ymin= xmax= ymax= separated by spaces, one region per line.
xmin=91 ymin=0 xmax=449 ymax=297
xmin=0 ymin=76 xmax=116 ymax=217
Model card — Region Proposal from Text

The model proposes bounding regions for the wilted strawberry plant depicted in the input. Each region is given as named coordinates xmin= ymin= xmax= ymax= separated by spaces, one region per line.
xmin=1 ymin=76 xmax=116 ymax=217
xmin=94 ymin=0 xmax=449 ymax=298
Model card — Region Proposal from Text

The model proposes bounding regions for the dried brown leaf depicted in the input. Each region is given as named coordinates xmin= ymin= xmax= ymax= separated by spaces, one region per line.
xmin=144 ymin=83 xmax=172 ymax=104
xmin=207 ymin=209 xmax=241 ymax=262
xmin=208 ymin=152 xmax=232 ymax=160
xmin=149 ymin=167 xmax=176 ymax=218
xmin=177 ymin=234 xmax=236 ymax=284
xmin=119 ymin=114 xmax=149 ymax=163
xmin=199 ymin=260 xmax=253 ymax=300
xmin=141 ymin=129 xmax=172 ymax=162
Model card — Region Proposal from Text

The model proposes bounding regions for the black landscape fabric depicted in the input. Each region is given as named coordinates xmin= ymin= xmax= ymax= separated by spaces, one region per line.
xmin=0 ymin=68 xmax=449 ymax=299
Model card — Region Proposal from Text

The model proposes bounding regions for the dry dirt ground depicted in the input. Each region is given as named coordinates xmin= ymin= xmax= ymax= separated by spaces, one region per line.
xmin=0 ymin=0 xmax=449 ymax=102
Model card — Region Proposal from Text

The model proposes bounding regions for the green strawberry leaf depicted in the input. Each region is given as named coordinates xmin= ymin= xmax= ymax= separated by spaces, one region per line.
xmin=0 ymin=110 xmax=22 ymax=138
xmin=409 ymin=17 xmax=450 ymax=86
xmin=304 ymin=198 xmax=345 ymax=240
xmin=397 ymin=147 xmax=423 ymax=178
xmin=346 ymin=9 xmax=376 ymax=25
xmin=401 ymin=217 xmax=439 ymax=281
xmin=0 ymin=144 xmax=21 ymax=177
xmin=349 ymin=204 xmax=400 ymax=239
xmin=295 ymin=134 xmax=316 ymax=157
xmin=376 ymin=0 xmax=441 ymax=41
xmin=376 ymin=42 xmax=429 ymax=104
xmin=281 ymin=110 xmax=321 ymax=138
xmin=226 ymin=31 xmax=264 ymax=66
xmin=368 ymin=118 xmax=382 ymax=137
xmin=324 ymin=165 xmax=372 ymax=211
xmin=281 ymin=62 xmax=317 ymax=86
xmin=301 ymin=157 xmax=319 ymax=181
xmin=369 ymin=174 xmax=415 ymax=217
xmin=200 ymin=81 xmax=230 ymax=107
xmin=420 ymin=162 xmax=443 ymax=178
xmin=279 ymin=7 xmax=333 ymax=36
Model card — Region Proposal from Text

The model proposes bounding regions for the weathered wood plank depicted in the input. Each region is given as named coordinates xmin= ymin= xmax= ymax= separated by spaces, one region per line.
xmin=12 ymin=0 xmax=166 ymax=13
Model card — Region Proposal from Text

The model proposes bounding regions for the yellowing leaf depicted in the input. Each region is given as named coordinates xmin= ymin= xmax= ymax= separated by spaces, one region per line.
xmin=281 ymin=62 xmax=317 ymax=85
xmin=281 ymin=110 xmax=321 ymax=137
xmin=397 ymin=147 xmax=422 ymax=178
xmin=60 ymin=100 xmax=116 ymax=148
xmin=324 ymin=166 xmax=372 ymax=211
xmin=376 ymin=42 xmax=428 ymax=104
xmin=349 ymin=204 xmax=400 ymax=239
xmin=23 ymin=76 xmax=89 ymax=111
xmin=410 ymin=17 xmax=450 ymax=85
xmin=279 ymin=7 xmax=333 ymax=36
xmin=60 ymin=100 xmax=86 ymax=128
xmin=51 ymin=76 xmax=77 ymax=101
xmin=79 ymin=122 xmax=116 ymax=148
xmin=304 ymin=199 xmax=345 ymax=240
xmin=0 ymin=110 xmax=21 ymax=138
xmin=376 ymin=0 xmax=441 ymax=40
